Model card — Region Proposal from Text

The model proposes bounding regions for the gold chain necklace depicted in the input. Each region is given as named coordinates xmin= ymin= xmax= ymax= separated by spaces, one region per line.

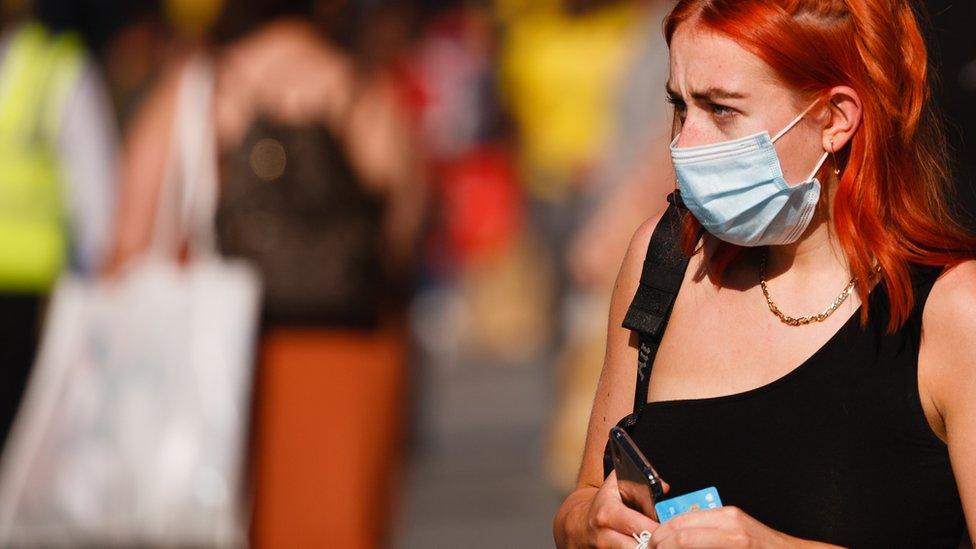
xmin=759 ymin=252 xmax=878 ymax=327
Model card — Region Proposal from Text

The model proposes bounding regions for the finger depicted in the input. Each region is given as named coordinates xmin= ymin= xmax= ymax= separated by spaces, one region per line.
xmin=647 ymin=517 xmax=675 ymax=547
xmin=650 ymin=526 xmax=737 ymax=548
xmin=599 ymin=471 xmax=661 ymax=534
xmin=660 ymin=506 xmax=744 ymax=531
xmin=595 ymin=528 xmax=643 ymax=549
xmin=604 ymin=503 xmax=660 ymax=537
xmin=590 ymin=493 xmax=659 ymax=536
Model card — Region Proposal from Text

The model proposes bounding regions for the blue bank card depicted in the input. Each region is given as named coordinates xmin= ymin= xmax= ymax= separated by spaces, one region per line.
xmin=654 ymin=486 xmax=723 ymax=523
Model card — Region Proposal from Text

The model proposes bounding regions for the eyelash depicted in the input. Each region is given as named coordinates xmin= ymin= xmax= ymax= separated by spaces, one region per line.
xmin=709 ymin=103 xmax=736 ymax=119
xmin=666 ymin=95 xmax=687 ymax=118
xmin=666 ymin=96 xmax=738 ymax=121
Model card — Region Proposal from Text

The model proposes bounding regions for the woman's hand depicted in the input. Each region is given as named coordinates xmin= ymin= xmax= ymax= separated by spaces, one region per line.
xmin=648 ymin=506 xmax=839 ymax=548
xmin=576 ymin=471 xmax=670 ymax=548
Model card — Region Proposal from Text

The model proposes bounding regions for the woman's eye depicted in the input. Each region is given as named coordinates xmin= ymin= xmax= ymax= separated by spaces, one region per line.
xmin=710 ymin=103 xmax=736 ymax=118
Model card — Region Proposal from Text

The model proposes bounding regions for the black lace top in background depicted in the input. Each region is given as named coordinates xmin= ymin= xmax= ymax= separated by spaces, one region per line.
xmin=215 ymin=117 xmax=388 ymax=329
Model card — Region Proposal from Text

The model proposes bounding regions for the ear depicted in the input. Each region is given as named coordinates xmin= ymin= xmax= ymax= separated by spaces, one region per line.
xmin=821 ymin=86 xmax=862 ymax=152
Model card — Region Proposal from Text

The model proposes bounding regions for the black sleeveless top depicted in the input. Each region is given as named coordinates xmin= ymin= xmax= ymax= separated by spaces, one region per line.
xmin=606 ymin=245 xmax=966 ymax=546
xmin=215 ymin=116 xmax=388 ymax=328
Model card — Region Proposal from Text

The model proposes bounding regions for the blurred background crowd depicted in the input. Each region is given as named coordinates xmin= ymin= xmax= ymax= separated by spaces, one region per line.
xmin=0 ymin=0 xmax=972 ymax=547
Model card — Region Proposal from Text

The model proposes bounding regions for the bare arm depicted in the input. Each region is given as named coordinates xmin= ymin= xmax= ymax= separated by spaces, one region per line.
xmin=103 ymin=55 xmax=187 ymax=273
xmin=922 ymin=260 xmax=976 ymax=546
xmin=344 ymin=74 xmax=427 ymax=275
xmin=554 ymin=212 xmax=662 ymax=546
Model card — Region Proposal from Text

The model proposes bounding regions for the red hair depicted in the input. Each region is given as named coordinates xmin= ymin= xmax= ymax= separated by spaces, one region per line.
xmin=665 ymin=0 xmax=976 ymax=332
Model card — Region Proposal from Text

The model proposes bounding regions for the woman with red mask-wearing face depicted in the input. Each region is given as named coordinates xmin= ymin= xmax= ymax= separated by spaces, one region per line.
xmin=554 ymin=1 xmax=976 ymax=547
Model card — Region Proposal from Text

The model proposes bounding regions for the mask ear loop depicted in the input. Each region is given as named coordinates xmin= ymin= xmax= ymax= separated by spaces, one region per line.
xmin=772 ymin=99 xmax=832 ymax=181
xmin=806 ymin=151 xmax=830 ymax=181
xmin=771 ymin=99 xmax=822 ymax=143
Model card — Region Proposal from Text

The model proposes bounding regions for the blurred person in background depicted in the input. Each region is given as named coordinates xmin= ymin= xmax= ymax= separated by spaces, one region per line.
xmin=0 ymin=0 xmax=118 ymax=451
xmin=555 ymin=0 xmax=976 ymax=546
xmin=107 ymin=0 xmax=426 ymax=546
xmin=497 ymin=0 xmax=652 ymax=503
xmin=404 ymin=1 xmax=558 ymax=368
xmin=568 ymin=0 xmax=677 ymax=293
xmin=101 ymin=0 xmax=197 ymax=127
xmin=497 ymin=0 xmax=642 ymax=354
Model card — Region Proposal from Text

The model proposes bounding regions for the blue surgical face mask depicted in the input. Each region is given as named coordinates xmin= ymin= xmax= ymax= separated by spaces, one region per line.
xmin=670 ymin=101 xmax=829 ymax=247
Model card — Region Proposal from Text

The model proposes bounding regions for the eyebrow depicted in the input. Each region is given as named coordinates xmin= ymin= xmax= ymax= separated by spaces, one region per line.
xmin=665 ymin=83 xmax=748 ymax=101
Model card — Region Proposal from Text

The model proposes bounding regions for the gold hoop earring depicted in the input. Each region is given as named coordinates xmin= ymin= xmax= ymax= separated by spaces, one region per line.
xmin=830 ymin=138 xmax=841 ymax=176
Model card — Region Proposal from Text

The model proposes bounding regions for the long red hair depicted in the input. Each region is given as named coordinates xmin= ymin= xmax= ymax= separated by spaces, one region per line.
xmin=665 ymin=0 xmax=976 ymax=332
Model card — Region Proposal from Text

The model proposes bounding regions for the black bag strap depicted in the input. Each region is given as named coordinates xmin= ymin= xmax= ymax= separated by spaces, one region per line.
xmin=602 ymin=190 xmax=692 ymax=478
xmin=622 ymin=190 xmax=691 ymax=414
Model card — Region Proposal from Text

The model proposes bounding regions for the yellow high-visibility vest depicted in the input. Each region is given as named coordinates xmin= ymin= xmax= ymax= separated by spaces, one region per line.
xmin=0 ymin=23 xmax=83 ymax=291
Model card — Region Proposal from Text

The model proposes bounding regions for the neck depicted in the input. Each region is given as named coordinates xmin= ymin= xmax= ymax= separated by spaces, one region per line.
xmin=770 ymin=215 xmax=844 ymax=272
xmin=765 ymin=180 xmax=849 ymax=278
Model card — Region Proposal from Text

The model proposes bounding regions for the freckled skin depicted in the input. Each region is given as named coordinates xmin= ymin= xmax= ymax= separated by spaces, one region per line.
xmin=668 ymin=25 xmax=828 ymax=185
xmin=554 ymin=14 xmax=976 ymax=547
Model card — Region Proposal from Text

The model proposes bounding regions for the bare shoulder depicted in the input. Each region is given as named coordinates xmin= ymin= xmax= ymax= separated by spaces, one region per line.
xmin=922 ymin=260 xmax=976 ymax=421
xmin=613 ymin=212 xmax=665 ymax=296
xmin=574 ymin=210 xmax=669 ymax=490
xmin=606 ymin=210 xmax=665 ymax=351
xmin=924 ymin=260 xmax=976 ymax=334
xmin=631 ymin=212 xmax=666 ymax=255
xmin=107 ymin=51 xmax=195 ymax=270
xmin=127 ymin=53 xmax=190 ymax=139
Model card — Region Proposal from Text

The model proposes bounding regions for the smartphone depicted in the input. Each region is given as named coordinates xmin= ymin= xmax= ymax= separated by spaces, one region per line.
xmin=609 ymin=426 xmax=666 ymax=520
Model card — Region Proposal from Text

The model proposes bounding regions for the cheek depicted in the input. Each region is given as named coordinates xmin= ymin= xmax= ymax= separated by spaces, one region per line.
xmin=674 ymin=115 xmax=729 ymax=147
xmin=777 ymin=140 xmax=823 ymax=184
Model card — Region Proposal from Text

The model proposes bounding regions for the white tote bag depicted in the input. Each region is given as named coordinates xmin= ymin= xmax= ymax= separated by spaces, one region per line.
xmin=0 ymin=56 xmax=261 ymax=547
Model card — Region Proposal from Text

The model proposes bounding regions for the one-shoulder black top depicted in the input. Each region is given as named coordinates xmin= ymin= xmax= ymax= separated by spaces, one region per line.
xmin=606 ymin=263 xmax=966 ymax=548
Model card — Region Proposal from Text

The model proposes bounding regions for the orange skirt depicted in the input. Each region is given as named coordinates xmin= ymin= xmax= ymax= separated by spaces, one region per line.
xmin=249 ymin=325 xmax=407 ymax=549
